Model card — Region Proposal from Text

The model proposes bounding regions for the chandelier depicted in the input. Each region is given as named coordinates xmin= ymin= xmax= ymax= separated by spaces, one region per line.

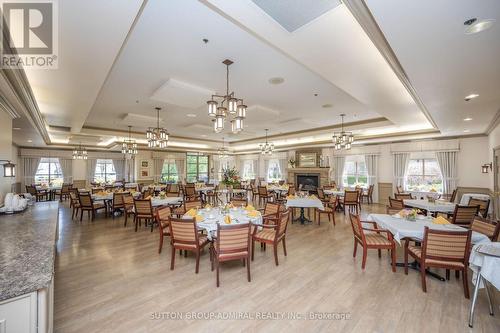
xmin=72 ymin=143 xmax=88 ymax=160
xmin=207 ymin=59 xmax=247 ymax=134
xmin=146 ymin=107 xmax=169 ymax=148
xmin=260 ymin=129 xmax=274 ymax=155
xmin=332 ymin=113 xmax=354 ymax=150
xmin=217 ymin=137 xmax=229 ymax=159
xmin=122 ymin=126 xmax=138 ymax=155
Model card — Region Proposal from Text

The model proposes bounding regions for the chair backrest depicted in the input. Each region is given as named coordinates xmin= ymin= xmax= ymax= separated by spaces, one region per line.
xmin=323 ymin=185 xmax=334 ymax=190
xmin=276 ymin=210 xmax=290 ymax=238
xmin=79 ymin=193 xmax=93 ymax=208
xmin=396 ymin=186 xmax=403 ymax=194
xmin=449 ymin=189 xmax=457 ymax=203
xmin=368 ymin=184 xmax=374 ymax=196
xmin=231 ymin=198 xmax=248 ymax=207
xmin=69 ymin=191 xmax=79 ymax=203
xmin=317 ymin=188 xmax=325 ymax=200
xmin=468 ymin=198 xmax=490 ymax=217
xmin=344 ymin=190 xmax=358 ymax=204
xmin=156 ymin=206 xmax=172 ymax=229
xmin=26 ymin=185 xmax=37 ymax=195
xmin=134 ymin=199 xmax=153 ymax=216
xmin=113 ymin=192 xmax=125 ymax=206
xmin=61 ymin=184 xmax=71 ymax=193
xmin=216 ymin=223 xmax=250 ymax=256
xmin=471 ymin=217 xmax=500 ymax=241
xmin=451 ymin=205 xmax=479 ymax=226
xmin=395 ymin=193 xmax=412 ymax=200
xmin=258 ymin=186 xmax=268 ymax=196
xmin=389 ymin=197 xmax=404 ymax=209
xmin=422 ymin=226 xmax=471 ymax=264
xmin=386 ymin=206 xmax=402 ymax=215
xmin=288 ymin=187 xmax=296 ymax=195
xmin=185 ymin=186 xmax=196 ymax=196
xmin=251 ymin=185 xmax=258 ymax=194
xmin=169 ymin=217 xmax=198 ymax=246
xmin=123 ymin=194 xmax=134 ymax=208
xmin=263 ymin=202 xmax=280 ymax=216
xmin=166 ymin=191 xmax=179 ymax=197
xmin=184 ymin=200 xmax=202 ymax=211
xmin=349 ymin=213 xmax=365 ymax=244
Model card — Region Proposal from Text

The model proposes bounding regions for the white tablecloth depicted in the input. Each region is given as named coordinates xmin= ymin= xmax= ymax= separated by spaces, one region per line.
xmin=368 ymin=214 xmax=491 ymax=245
xmin=150 ymin=196 xmax=183 ymax=207
xmin=285 ymin=197 xmax=324 ymax=210
xmin=324 ymin=190 xmax=344 ymax=196
xmin=460 ymin=193 xmax=492 ymax=215
xmin=403 ymin=199 xmax=456 ymax=214
xmin=124 ymin=183 xmax=138 ymax=189
xmin=469 ymin=242 xmax=500 ymax=290
xmin=186 ymin=208 xmax=263 ymax=240
xmin=92 ymin=192 xmax=140 ymax=201
xmin=408 ymin=190 xmax=441 ymax=199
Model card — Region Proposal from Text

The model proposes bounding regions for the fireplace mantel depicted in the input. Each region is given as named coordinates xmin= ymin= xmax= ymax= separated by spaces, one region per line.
xmin=287 ymin=167 xmax=330 ymax=189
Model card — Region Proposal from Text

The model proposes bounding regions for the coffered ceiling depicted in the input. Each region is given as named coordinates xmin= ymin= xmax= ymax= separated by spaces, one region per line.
xmin=8 ymin=0 xmax=500 ymax=153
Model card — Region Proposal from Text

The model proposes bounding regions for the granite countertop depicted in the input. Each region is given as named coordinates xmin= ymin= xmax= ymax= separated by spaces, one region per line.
xmin=0 ymin=201 xmax=59 ymax=302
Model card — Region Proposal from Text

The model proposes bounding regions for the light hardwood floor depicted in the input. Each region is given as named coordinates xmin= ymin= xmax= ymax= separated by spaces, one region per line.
xmin=54 ymin=201 xmax=500 ymax=332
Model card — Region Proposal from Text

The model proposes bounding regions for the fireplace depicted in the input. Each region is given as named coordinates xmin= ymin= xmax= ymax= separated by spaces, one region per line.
xmin=296 ymin=174 xmax=320 ymax=192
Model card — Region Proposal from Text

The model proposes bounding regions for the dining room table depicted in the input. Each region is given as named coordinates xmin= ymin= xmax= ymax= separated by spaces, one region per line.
xmin=150 ymin=196 xmax=183 ymax=207
xmin=368 ymin=213 xmax=491 ymax=281
xmin=285 ymin=195 xmax=324 ymax=224
xmin=403 ymin=199 xmax=456 ymax=215
xmin=323 ymin=189 xmax=345 ymax=197
xmin=184 ymin=207 xmax=263 ymax=240
xmin=408 ymin=190 xmax=441 ymax=200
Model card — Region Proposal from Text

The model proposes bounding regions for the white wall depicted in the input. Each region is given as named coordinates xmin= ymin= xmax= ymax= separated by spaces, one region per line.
xmin=0 ymin=110 xmax=14 ymax=203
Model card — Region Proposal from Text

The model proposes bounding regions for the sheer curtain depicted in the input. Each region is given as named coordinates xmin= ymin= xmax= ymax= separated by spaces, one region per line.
xmin=264 ymin=159 xmax=270 ymax=181
xmin=393 ymin=153 xmax=410 ymax=192
xmin=59 ymin=158 xmax=73 ymax=184
xmin=113 ymin=159 xmax=125 ymax=182
xmin=153 ymin=158 xmax=164 ymax=182
xmin=435 ymin=151 xmax=458 ymax=195
xmin=86 ymin=159 xmax=97 ymax=185
xmin=364 ymin=154 xmax=378 ymax=203
xmin=175 ymin=159 xmax=185 ymax=183
xmin=332 ymin=156 xmax=345 ymax=187
xmin=22 ymin=157 xmax=40 ymax=188
xmin=278 ymin=159 xmax=288 ymax=180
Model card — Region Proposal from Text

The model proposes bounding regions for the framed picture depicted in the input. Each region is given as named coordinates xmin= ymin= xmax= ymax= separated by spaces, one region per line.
xmin=141 ymin=169 xmax=149 ymax=177
xmin=141 ymin=160 xmax=149 ymax=168
xmin=296 ymin=151 xmax=318 ymax=168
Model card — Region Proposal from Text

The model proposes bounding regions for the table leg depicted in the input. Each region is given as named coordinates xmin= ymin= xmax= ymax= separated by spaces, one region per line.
xmin=293 ymin=208 xmax=312 ymax=225
xmin=484 ymin=279 xmax=495 ymax=316
xmin=395 ymin=261 xmax=446 ymax=281
xmin=469 ymin=268 xmax=482 ymax=328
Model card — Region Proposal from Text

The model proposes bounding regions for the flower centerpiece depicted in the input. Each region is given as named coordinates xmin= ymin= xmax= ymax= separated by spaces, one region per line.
xmin=399 ymin=208 xmax=419 ymax=221
xmin=221 ymin=166 xmax=240 ymax=187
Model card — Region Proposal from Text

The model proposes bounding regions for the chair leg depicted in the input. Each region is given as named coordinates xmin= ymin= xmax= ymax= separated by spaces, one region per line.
xmin=420 ymin=263 xmax=427 ymax=292
xmin=455 ymin=270 xmax=460 ymax=279
xmin=446 ymin=269 xmax=450 ymax=280
xmin=216 ymin=259 xmax=220 ymax=287
xmin=353 ymin=241 xmax=357 ymax=258
xmin=282 ymin=238 xmax=287 ymax=256
xmin=247 ymin=256 xmax=251 ymax=282
xmin=124 ymin=213 xmax=128 ymax=227
xmin=273 ymin=244 xmax=279 ymax=266
xmin=134 ymin=216 xmax=138 ymax=232
xmin=158 ymin=233 xmax=163 ymax=254
xmin=391 ymin=247 xmax=396 ymax=272
xmin=361 ymin=247 xmax=367 ymax=269
xmin=404 ymin=246 xmax=409 ymax=275
xmin=170 ymin=246 xmax=175 ymax=270
xmin=80 ymin=209 xmax=83 ymax=221
xmin=463 ymin=269 xmax=470 ymax=299
xmin=332 ymin=212 xmax=336 ymax=226
xmin=378 ymin=249 xmax=381 ymax=258
xmin=195 ymin=250 xmax=200 ymax=274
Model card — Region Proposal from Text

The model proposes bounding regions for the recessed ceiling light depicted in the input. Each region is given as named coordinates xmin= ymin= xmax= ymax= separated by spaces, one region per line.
xmin=322 ymin=104 xmax=333 ymax=108
xmin=27 ymin=139 xmax=33 ymax=143
xmin=186 ymin=113 xmax=197 ymax=118
xmin=463 ymin=117 xmax=473 ymax=121
xmin=464 ymin=18 xmax=495 ymax=34
xmin=463 ymin=129 xmax=471 ymax=133
xmin=268 ymin=77 xmax=284 ymax=85
xmin=13 ymin=127 xmax=21 ymax=130
xmin=464 ymin=93 xmax=479 ymax=101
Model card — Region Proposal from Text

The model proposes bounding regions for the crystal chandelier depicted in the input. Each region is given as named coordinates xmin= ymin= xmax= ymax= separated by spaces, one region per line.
xmin=217 ymin=137 xmax=229 ymax=159
xmin=207 ymin=59 xmax=247 ymax=134
xmin=72 ymin=143 xmax=88 ymax=160
xmin=332 ymin=113 xmax=354 ymax=150
xmin=146 ymin=107 xmax=169 ymax=148
xmin=122 ymin=126 xmax=138 ymax=155
xmin=260 ymin=129 xmax=274 ymax=155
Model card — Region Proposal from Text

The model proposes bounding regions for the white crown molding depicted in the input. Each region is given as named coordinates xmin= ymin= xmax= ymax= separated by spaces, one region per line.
xmin=0 ymin=95 xmax=20 ymax=119
xmin=485 ymin=108 xmax=500 ymax=135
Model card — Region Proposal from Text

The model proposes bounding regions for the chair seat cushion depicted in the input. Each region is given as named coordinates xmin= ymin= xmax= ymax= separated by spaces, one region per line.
xmin=365 ymin=233 xmax=392 ymax=246
xmin=408 ymin=245 xmax=465 ymax=268
xmin=218 ymin=251 xmax=249 ymax=260
xmin=173 ymin=235 xmax=208 ymax=249
xmin=253 ymin=229 xmax=276 ymax=241
xmin=173 ymin=207 xmax=186 ymax=215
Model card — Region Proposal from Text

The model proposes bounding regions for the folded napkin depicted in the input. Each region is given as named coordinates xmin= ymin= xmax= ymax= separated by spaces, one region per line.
xmin=245 ymin=205 xmax=255 ymax=211
xmin=224 ymin=215 xmax=232 ymax=224
xmin=195 ymin=215 xmax=203 ymax=222
xmin=247 ymin=210 xmax=260 ymax=218
xmin=186 ymin=208 xmax=197 ymax=217
xmin=205 ymin=203 xmax=212 ymax=209
xmin=433 ymin=216 xmax=450 ymax=225
xmin=309 ymin=195 xmax=317 ymax=199
xmin=287 ymin=195 xmax=296 ymax=199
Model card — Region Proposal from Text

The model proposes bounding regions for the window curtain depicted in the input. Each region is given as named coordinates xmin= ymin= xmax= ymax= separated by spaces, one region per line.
xmin=435 ymin=151 xmax=458 ymax=195
xmin=393 ymin=153 xmax=410 ymax=192
xmin=59 ymin=158 xmax=73 ymax=184
xmin=22 ymin=157 xmax=40 ymax=189
xmin=332 ymin=156 xmax=345 ymax=187
xmin=125 ymin=158 xmax=135 ymax=182
xmin=364 ymin=154 xmax=378 ymax=203
xmin=153 ymin=158 xmax=164 ymax=182
xmin=264 ymin=159 xmax=270 ymax=181
xmin=113 ymin=159 xmax=125 ymax=182
xmin=86 ymin=159 xmax=97 ymax=185
xmin=278 ymin=159 xmax=287 ymax=180
xmin=175 ymin=159 xmax=185 ymax=183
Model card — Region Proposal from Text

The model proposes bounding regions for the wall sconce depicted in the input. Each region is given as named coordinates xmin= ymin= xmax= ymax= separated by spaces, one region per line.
xmin=1 ymin=160 xmax=16 ymax=177
xmin=481 ymin=162 xmax=492 ymax=174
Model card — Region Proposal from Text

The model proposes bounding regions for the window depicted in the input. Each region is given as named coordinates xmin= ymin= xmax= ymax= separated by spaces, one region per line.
xmin=342 ymin=156 xmax=367 ymax=187
xmin=35 ymin=158 xmax=63 ymax=185
xmin=406 ymin=159 xmax=442 ymax=192
xmin=161 ymin=160 xmax=178 ymax=183
xmin=94 ymin=159 xmax=116 ymax=184
xmin=242 ymin=160 xmax=255 ymax=180
xmin=186 ymin=154 xmax=209 ymax=183
xmin=267 ymin=159 xmax=281 ymax=182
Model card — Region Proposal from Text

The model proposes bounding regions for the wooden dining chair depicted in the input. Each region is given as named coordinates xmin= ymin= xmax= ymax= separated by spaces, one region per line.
xmin=395 ymin=193 xmax=413 ymax=200
xmin=349 ymin=213 xmax=396 ymax=272
xmin=173 ymin=200 xmax=202 ymax=217
xmin=56 ymin=183 xmax=71 ymax=202
xmin=26 ymin=185 xmax=47 ymax=202
xmin=69 ymin=191 xmax=80 ymax=220
xmin=258 ymin=202 xmax=281 ymax=224
xmin=470 ymin=217 xmax=499 ymax=241
xmin=396 ymin=185 xmax=404 ymax=194
xmin=123 ymin=194 xmax=135 ymax=227
xmin=252 ymin=210 xmax=290 ymax=266
xmin=156 ymin=206 xmax=172 ymax=254
xmin=389 ymin=197 xmax=405 ymax=209
xmin=230 ymin=198 xmax=248 ymax=207
xmin=468 ymin=198 xmax=490 ymax=218
xmin=258 ymin=186 xmax=273 ymax=206
xmin=449 ymin=189 xmax=457 ymax=203
xmin=133 ymin=199 xmax=155 ymax=232
xmin=317 ymin=188 xmax=329 ymax=205
xmin=184 ymin=186 xmax=199 ymax=201
xmin=361 ymin=184 xmax=374 ymax=204
xmin=111 ymin=192 xmax=125 ymax=218
xmin=211 ymin=223 xmax=252 ymax=287
xmin=168 ymin=217 xmax=209 ymax=273
xmin=78 ymin=192 xmax=106 ymax=221
xmin=314 ymin=195 xmax=336 ymax=226
xmin=339 ymin=190 xmax=359 ymax=214
xmin=404 ymin=226 xmax=472 ymax=298
xmin=449 ymin=205 xmax=479 ymax=227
